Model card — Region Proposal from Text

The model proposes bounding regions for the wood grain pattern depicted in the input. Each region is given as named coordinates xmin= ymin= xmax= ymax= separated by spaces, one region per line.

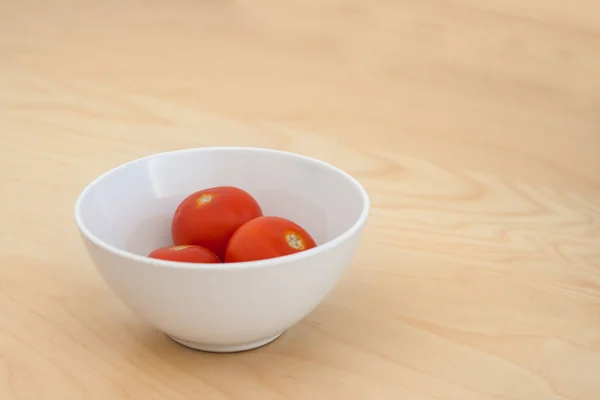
xmin=1 ymin=0 xmax=599 ymax=399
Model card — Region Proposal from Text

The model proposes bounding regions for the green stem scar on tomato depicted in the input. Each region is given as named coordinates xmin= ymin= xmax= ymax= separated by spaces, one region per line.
xmin=225 ymin=216 xmax=317 ymax=263
xmin=148 ymin=245 xmax=220 ymax=263
xmin=196 ymin=194 xmax=213 ymax=206
xmin=285 ymin=232 xmax=305 ymax=250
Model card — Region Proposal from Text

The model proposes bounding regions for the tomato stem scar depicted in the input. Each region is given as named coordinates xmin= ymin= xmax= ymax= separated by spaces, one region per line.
xmin=285 ymin=232 xmax=305 ymax=250
xmin=196 ymin=194 xmax=213 ymax=206
xmin=170 ymin=245 xmax=190 ymax=251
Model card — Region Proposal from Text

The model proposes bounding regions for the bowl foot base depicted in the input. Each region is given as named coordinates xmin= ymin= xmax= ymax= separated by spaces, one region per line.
xmin=169 ymin=332 xmax=284 ymax=353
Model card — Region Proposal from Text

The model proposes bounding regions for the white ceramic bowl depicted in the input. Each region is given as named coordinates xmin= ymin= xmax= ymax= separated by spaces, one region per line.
xmin=75 ymin=147 xmax=369 ymax=352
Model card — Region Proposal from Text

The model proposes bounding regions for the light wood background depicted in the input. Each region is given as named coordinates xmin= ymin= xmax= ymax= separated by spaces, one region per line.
xmin=1 ymin=0 xmax=599 ymax=399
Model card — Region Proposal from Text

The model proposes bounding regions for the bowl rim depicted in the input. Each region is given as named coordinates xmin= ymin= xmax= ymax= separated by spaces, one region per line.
xmin=74 ymin=147 xmax=370 ymax=270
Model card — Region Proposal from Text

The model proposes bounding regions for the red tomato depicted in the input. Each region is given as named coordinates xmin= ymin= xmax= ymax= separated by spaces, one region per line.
xmin=171 ymin=186 xmax=263 ymax=260
xmin=148 ymin=245 xmax=220 ymax=263
xmin=225 ymin=216 xmax=317 ymax=262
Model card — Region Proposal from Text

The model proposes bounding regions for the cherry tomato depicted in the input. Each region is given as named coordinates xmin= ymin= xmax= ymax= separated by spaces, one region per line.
xmin=148 ymin=245 xmax=220 ymax=263
xmin=171 ymin=186 xmax=263 ymax=260
xmin=225 ymin=216 xmax=317 ymax=262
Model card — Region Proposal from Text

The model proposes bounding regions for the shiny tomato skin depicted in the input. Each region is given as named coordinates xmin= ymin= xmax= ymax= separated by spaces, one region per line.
xmin=148 ymin=245 xmax=220 ymax=263
xmin=171 ymin=186 xmax=263 ymax=260
xmin=225 ymin=216 xmax=317 ymax=263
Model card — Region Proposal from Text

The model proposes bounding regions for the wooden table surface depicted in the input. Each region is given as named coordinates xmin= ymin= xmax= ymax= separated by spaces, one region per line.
xmin=1 ymin=1 xmax=599 ymax=399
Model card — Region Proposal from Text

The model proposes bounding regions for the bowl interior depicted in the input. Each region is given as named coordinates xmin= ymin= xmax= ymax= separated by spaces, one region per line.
xmin=77 ymin=148 xmax=367 ymax=258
